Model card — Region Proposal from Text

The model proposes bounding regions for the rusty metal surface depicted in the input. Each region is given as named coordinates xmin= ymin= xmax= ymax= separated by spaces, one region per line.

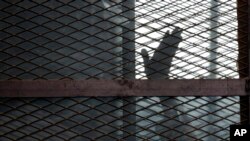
xmin=0 ymin=79 xmax=247 ymax=97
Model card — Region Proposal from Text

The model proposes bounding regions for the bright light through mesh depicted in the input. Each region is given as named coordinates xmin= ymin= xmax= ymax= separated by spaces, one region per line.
xmin=135 ymin=0 xmax=238 ymax=79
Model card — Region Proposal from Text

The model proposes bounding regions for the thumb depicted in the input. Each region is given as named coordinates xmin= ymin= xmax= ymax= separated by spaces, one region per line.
xmin=141 ymin=49 xmax=149 ymax=66
xmin=141 ymin=49 xmax=150 ymax=78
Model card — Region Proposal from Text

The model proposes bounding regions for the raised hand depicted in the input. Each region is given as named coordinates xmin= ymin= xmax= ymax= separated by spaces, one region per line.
xmin=141 ymin=27 xmax=183 ymax=79
xmin=141 ymin=27 xmax=187 ymax=140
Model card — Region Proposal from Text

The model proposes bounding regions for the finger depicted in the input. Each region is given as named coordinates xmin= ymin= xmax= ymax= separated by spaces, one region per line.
xmin=172 ymin=27 xmax=183 ymax=37
xmin=141 ymin=49 xmax=150 ymax=76
xmin=172 ymin=27 xmax=181 ymax=34
xmin=141 ymin=49 xmax=150 ymax=65
xmin=164 ymin=30 xmax=170 ymax=37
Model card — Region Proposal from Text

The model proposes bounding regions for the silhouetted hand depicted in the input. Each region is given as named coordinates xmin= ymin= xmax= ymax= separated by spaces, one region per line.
xmin=141 ymin=27 xmax=183 ymax=79
xmin=141 ymin=27 xmax=184 ymax=140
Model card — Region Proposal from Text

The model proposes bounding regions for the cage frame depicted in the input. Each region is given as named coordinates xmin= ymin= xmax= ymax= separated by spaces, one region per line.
xmin=0 ymin=0 xmax=249 ymax=128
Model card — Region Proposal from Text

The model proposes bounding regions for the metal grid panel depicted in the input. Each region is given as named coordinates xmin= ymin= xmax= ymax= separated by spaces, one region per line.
xmin=0 ymin=96 xmax=242 ymax=141
xmin=0 ymin=0 xmax=247 ymax=141
xmin=135 ymin=0 xmax=239 ymax=79
xmin=0 ymin=0 xmax=240 ymax=80
xmin=0 ymin=0 xmax=125 ymax=79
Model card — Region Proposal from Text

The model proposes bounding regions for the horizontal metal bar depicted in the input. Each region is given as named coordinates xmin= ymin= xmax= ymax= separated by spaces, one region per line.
xmin=0 ymin=79 xmax=247 ymax=97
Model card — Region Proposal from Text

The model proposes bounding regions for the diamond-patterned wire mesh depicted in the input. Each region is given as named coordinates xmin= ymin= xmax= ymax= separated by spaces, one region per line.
xmin=0 ymin=0 xmax=247 ymax=141
xmin=0 ymin=97 xmax=242 ymax=141
xmin=0 ymin=0 xmax=127 ymax=79
xmin=135 ymin=0 xmax=239 ymax=79
xmin=0 ymin=0 xmax=240 ymax=80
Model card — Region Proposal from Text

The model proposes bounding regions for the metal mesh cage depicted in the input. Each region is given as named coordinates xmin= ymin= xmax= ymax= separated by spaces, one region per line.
xmin=0 ymin=96 xmax=243 ymax=141
xmin=0 ymin=0 xmax=241 ymax=80
xmin=0 ymin=0 xmax=248 ymax=141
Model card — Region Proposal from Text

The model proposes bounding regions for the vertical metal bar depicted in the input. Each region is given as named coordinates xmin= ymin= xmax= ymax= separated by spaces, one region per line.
xmin=208 ymin=0 xmax=219 ymax=78
xmin=207 ymin=1 xmax=220 ymax=139
xmin=238 ymin=0 xmax=250 ymax=124
xmin=248 ymin=0 xmax=250 ymax=125
xmin=122 ymin=0 xmax=136 ymax=140
xmin=122 ymin=1 xmax=136 ymax=79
